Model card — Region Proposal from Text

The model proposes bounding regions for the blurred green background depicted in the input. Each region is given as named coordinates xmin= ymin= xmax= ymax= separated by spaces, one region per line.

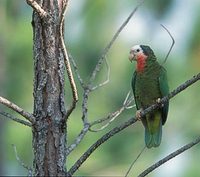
xmin=0 ymin=0 xmax=200 ymax=176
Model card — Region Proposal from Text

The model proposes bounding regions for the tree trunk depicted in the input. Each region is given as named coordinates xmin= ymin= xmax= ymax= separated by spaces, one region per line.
xmin=31 ymin=1 xmax=67 ymax=176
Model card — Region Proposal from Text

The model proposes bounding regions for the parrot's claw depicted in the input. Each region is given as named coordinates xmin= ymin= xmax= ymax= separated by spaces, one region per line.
xmin=156 ymin=98 xmax=161 ymax=103
xmin=156 ymin=98 xmax=164 ymax=107
xmin=136 ymin=109 xmax=142 ymax=121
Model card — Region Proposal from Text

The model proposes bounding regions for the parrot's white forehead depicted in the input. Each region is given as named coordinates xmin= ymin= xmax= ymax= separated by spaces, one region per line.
xmin=131 ymin=45 xmax=143 ymax=52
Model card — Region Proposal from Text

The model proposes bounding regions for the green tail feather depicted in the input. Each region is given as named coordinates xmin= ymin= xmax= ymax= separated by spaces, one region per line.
xmin=145 ymin=112 xmax=162 ymax=148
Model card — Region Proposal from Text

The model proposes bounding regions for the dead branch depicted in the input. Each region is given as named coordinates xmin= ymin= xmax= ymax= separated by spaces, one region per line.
xmin=65 ymin=92 xmax=134 ymax=155
xmin=12 ymin=144 xmax=33 ymax=176
xmin=161 ymin=24 xmax=175 ymax=64
xmin=68 ymin=0 xmax=145 ymax=152
xmin=0 ymin=111 xmax=32 ymax=127
xmin=81 ymin=88 xmax=90 ymax=124
xmin=69 ymin=54 xmax=85 ymax=88
xmin=91 ymin=56 xmax=110 ymax=91
xmin=66 ymin=123 xmax=90 ymax=156
xmin=26 ymin=0 xmax=47 ymax=18
xmin=0 ymin=96 xmax=35 ymax=123
xmin=65 ymin=88 xmax=91 ymax=155
xmin=65 ymin=1 xmax=144 ymax=159
xmin=67 ymin=118 xmax=137 ymax=176
xmin=59 ymin=0 xmax=78 ymax=120
xmin=89 ymin=0 xmax=145 ymax=84
xmin=125 ymin=146 xmax=146 ymax=177
xmin=67 ymin=72 xmax=200 ymax=176
xmin=137 ymin=136 xmax=200 ymax=177
xmin=89 ymin=91 xmax=135 ymax=132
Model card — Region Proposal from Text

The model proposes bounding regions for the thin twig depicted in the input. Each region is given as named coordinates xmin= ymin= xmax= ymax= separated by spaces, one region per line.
xmin=12 ymin=144 xmax=33 ymax=176
xmin=66 ymin=88 xmax=91 ymax=156
xmin=0 ymin=96 xmax=35 ymax=123
xmin=125 ymin=146 xmax=146 ymax=177
xmin=138 ymin=136 xmax=200 ymax=177
xmin=89 ymin=0 xmax=145 ymax=84
xmin=66 ymin=88 xmax=90 ymax=156
xmin=69 ymin=54 xmax=85 ymax=88
xmin=91 ymin=56 xmax=110 ymax=91
xmin=65 ymin=88 xmax=92 ymax=156
xmin=0 ymin=111 xmax=32 ymax=127
xmin=66 ymin=123 xmax=90 ymax=156
xmin=89 ymin=91 xmax=135 ymax=132
xmin=161 ymin=24 xmax=175 ymax=64
xmin=67 ymin=72 xmax=200 ymax=176
xmin=59 ymin=0 xmax=78 ymax=120
xmin=67 ymin=118 xmax=138 ymax=176
xmin=26 ymin=0 xmax=47 ymax=18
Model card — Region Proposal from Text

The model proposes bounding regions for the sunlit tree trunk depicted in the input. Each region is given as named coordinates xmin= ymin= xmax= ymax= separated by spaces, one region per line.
xmin=31 ymin=1 xmax=67 ymax=176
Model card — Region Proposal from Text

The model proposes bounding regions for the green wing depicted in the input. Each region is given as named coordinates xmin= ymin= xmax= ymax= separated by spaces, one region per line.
xmin=132 ymin=71 xmax=139 ymax=109
xmin=159 ymin=67 xmax=169 ymax=125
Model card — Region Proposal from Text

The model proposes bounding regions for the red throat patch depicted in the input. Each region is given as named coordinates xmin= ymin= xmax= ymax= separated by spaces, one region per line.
xmin=136 ymin=53 xmax=147 ymax=73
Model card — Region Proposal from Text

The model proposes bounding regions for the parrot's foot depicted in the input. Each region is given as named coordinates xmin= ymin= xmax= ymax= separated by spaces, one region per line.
xmin=156 ymin=98 xmax=164 ymax=107
xmin=135 ymin=109 xmax=142 ymax=121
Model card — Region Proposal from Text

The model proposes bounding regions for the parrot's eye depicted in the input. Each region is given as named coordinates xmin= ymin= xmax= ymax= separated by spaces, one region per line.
xmin=136 ymin=49 xmax=140 ymax=52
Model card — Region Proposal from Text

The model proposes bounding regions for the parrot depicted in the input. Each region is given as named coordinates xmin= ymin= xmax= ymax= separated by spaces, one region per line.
xmin=129 ymin=45 xmax=169 ymax=148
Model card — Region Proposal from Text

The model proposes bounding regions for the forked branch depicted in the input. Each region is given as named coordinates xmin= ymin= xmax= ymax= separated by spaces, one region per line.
xmin=161 ymin=24 xmax=175 ymax=64
xmin=66 ymin=0 xmax=145 ymax=154
xmin=89 ymin=0 xmax=145 ymax=84
xmin=91 ymin=56 xmax=110 ymax=91
xmin=26 ymin=0 xmax=47 ymax=18
xmin=89 ymin=91 xmax=135 ymax=132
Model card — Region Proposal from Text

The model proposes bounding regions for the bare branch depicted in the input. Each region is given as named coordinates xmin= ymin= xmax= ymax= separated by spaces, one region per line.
xmin=66 ymin=123 xmax=90 ymax=156
xmin=138 ymin=136 xmax=200 ymax=177
xmin=89 ymin=91 xmax=135 ymax=132
xmin=161 ymin=24 xmax=175 ymax=64
xmin=59 ymin=0 xmax=78 ymax=120
xmin=0 ymin=96 xmax=35 ymax=123
xmin=26 ymin=0 xmax=47 ymax=18
xmin=67 ymin=118 xmax=137 ymax=176
xmin=89 ymin=0 xmax=145 ymax=84
xmin=0 ymin=111 xmax=32 ymax=127
xmin=65 ymin=82 xmax=92 ymax=155
xmin=81 ymin=88 xmax=90 ymax=125
xmin=65 ymin=89 xmax=92 ymax=156
xmin=67 ymin=92 xmax=134 ymax=157
xmin=12 ymin=144 xmax=33 ymax=176
xmin=91 ymin=56 xmax=110 ymax=91
xmin=66 ymin=89 xmax=91 ymax=155
xmin=69 ymin=54 xmax=85 ymax=88
xmin=125 ymin=146 xmax=146 ymax=177
xmin=67 ymin=72 xmax=200 ymax=176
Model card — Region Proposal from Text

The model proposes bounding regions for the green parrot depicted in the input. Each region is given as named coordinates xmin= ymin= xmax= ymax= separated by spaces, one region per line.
xmin=129 ymin=45 xmax=169 ymax=148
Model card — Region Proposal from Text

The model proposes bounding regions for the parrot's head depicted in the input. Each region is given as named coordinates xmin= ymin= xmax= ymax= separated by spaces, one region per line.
xmin=129 ymin=45 xmax=155 ymax=62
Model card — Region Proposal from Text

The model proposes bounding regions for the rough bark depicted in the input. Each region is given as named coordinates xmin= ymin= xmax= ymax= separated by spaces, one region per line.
xmin=31 ymin=0 xmax=67 ymax=176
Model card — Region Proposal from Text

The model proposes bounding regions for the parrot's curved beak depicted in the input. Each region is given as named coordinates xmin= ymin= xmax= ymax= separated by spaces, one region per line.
xmin=129 ymin=51 xmax=135 ymax=62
